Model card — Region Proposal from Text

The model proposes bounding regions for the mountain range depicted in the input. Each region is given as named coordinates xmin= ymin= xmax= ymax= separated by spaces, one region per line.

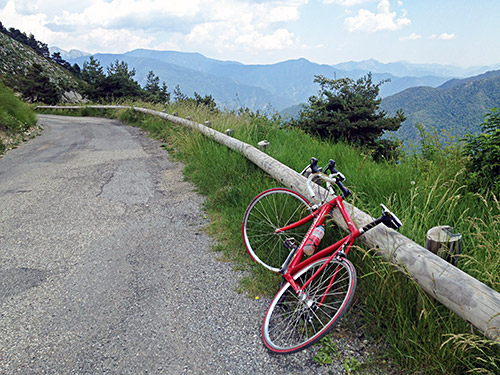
xmin=64 ymin=48 xmax=498 ymax=113
xmin=0 ymin=43 xmax=479 ymax=143
xmin=381 ymin=70 xmax=500 ymax=141
xmin=331 ymin=58 xmax=500 ymax=79
xmin=58 ymin=47 xmax=500 ymax=142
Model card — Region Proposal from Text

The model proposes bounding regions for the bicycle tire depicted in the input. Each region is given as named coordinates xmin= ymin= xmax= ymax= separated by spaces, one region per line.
xmin=262 ymin=257 xmax=357 ymax=354
xmin=242 ymin=188 xmax=312 ymax=272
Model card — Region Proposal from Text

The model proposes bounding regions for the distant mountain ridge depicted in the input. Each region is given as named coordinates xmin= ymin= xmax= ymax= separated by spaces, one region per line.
xmin=120 ymin=49 xmax=463 ymax=102
xmin=331 ymin=58 xmax=500 ymax=78
xmin=381 ymin=70 xmax=500 ymax=141
xmin=66 ymin=48 xmax=498 ymax=111
xmin=438 ymin=70 xmax=500 ymax=89
xmin=49 ymin=46 xmax=89 ymax=60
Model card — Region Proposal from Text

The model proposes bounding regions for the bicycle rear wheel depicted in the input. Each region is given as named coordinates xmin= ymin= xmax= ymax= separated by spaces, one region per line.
xmin=262 ymin=257 xmax=357 ymax=354
xmin=242 ymin=188 xmax=312 ymax=272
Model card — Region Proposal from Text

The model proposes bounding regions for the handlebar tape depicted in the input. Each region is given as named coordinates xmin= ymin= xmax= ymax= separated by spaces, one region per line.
xmin=310 ymin=157 xmax=321 ymax=173
xmin=310 ymin=157 xmax=351 ymax=198
xmin=327 ymin=159 xmax=345 ymax=182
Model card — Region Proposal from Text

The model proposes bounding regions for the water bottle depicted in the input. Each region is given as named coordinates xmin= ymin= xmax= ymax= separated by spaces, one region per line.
xmin=303 ymin=225 xmax=325 ymax=256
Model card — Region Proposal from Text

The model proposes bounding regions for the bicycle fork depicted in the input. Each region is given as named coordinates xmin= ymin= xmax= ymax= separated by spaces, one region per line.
xmin=284 ymin=232 xmax=353 ymax=311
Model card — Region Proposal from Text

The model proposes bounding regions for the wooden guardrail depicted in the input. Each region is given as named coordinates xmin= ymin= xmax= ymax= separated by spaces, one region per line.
xmin=37 ymin=105 xmax=500 ymax=342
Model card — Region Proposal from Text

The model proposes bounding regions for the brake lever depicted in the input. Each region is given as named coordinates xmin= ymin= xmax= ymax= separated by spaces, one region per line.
xmin=380 ymin=204 xmax=403 ymax=230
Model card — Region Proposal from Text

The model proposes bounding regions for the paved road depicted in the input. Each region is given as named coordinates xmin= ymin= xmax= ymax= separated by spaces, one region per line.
xmin=0 ymin=115 xmax=357 ymax=374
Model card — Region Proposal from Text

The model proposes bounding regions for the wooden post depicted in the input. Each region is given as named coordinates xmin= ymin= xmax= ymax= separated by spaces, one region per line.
xmin=426 ymin=226 xmax=462 ymax=266
xmin=258 ymin=140 xmax=269 ymax=151
xmin=34 ymin=105 xmax=500 ymax=342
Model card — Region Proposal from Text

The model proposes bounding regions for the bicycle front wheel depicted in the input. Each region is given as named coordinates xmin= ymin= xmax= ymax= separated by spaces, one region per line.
xmin=262 ymin=257 xmax=357 ymax=354
xmin=242 ymin=188 xmax=312 ymax=272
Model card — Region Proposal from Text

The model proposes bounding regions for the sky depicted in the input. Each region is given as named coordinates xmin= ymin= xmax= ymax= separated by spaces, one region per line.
xmin=0 ymin=0 xmax=499 ymax=67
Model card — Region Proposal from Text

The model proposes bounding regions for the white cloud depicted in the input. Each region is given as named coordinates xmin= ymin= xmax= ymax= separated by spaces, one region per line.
xmin=430 ymin=33 xmax=456 ymax=40
xmin=0 ymin=1 xmax=76 ymax=47
xmin=185 ymin=21 xmax=297 ymax=52
xmin=439 ymin=33 xmax=456 ymax=40
xmin=52 ymin=0 xmax=204 ymax=29
xmin=0 ymin=0 xmax=308 ymax=55
xmin=400 ymin=32 xmax=421 ymax=40
xmin=344 ymin=0 xmax=411 ymax=32
xmin=261 ymin=5 xmax=301 ymax=24
xmin=88 ymin=27 xmax=156 ymax=51
xmin=178 ymin=1 xmax=305 ymax=53
xmin=322 ymin=0 xmax=373 ymax=6
xmin=239 ymin=28 xmax=296 ymax=50
xmin=0 ymin=1 xmax=47 ymax=36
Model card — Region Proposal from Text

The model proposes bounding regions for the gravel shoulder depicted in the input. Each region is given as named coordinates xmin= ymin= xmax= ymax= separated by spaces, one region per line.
xmin=0 ymin=115 xmax=386 ymax=374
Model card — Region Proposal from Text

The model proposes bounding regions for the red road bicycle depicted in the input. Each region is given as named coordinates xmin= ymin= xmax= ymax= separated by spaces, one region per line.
xmin=242 ymin=157 xmax=402 ymax=354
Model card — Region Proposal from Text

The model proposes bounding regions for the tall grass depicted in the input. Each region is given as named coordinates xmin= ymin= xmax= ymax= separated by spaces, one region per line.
xmin=0 ymin=81 xmax=37 ymax=153
xmin=39 ymin=102 xmax=500 ymax=374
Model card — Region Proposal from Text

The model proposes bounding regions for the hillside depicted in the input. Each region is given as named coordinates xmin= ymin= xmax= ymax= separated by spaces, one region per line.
xmin=381 ymin=71 xmax=500 ymax=141
xmin=0 ymin=33 xmax=82 ymax=101
xmin=438 ymin=70 xmax=500 ymax=89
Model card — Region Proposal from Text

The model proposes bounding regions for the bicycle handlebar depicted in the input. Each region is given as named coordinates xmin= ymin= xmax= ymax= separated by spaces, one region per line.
xmin=305 ymin=157 xmax=351 ymax=199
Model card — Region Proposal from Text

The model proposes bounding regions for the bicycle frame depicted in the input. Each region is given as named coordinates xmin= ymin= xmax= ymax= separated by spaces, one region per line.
xmin=247 ymin=160 xmax=402 ymax=354
xmin=275 ymin=194 xmax=360 ymax=294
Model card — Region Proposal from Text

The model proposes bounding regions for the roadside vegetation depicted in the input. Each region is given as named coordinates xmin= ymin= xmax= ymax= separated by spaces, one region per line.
xmin=0 ymin=81 xmax=37 ymax=154
xmin=38 ymin=97 xmax=500 ymax=374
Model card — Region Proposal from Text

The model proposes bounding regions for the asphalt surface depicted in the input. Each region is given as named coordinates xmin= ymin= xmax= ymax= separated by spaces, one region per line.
xmin=0 ymin=115 xmax=358 ymax=374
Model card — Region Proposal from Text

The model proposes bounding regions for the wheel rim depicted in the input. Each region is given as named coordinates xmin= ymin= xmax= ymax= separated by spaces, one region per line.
xmin=263 ymin=258 xmax=356 ymax=353
xmin=243 ymin=189 xmax=311 ymax=272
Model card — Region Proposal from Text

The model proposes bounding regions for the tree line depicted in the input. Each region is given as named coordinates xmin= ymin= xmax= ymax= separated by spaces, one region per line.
xmin=0 ymin=22 xmax=50 ymax=58
xmin=78 ymin=56 xmax=217 ymax=110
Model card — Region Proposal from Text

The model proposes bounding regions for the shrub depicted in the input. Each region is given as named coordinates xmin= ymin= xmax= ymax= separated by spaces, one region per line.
xmin=463 ymin=108 xmax=500 ymax=194
xmin=0 ymin=81 xmax=37 ymax=133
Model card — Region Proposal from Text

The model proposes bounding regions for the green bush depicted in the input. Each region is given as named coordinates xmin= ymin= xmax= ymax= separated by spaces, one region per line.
xmin=463 ymin=108 xmax=500 ymax=194
xmin=0 ymin=81 xmax=37 ymax=134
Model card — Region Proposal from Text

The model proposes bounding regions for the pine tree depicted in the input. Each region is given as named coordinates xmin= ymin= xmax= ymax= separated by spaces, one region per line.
xmin=100 ymin=60 xmax=142 ymax=99
xmin=18 ymin=63 xmax=60 ymax=104
xmin=292 ymin=73 xmax=405 ymax=160
xmin=173 ymin=84 xmax=187 ymax=103
xmin=159 ymin=82 xmax=170 ymax=103
xmin=80 ymin=56 xmax=106 ymax=99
